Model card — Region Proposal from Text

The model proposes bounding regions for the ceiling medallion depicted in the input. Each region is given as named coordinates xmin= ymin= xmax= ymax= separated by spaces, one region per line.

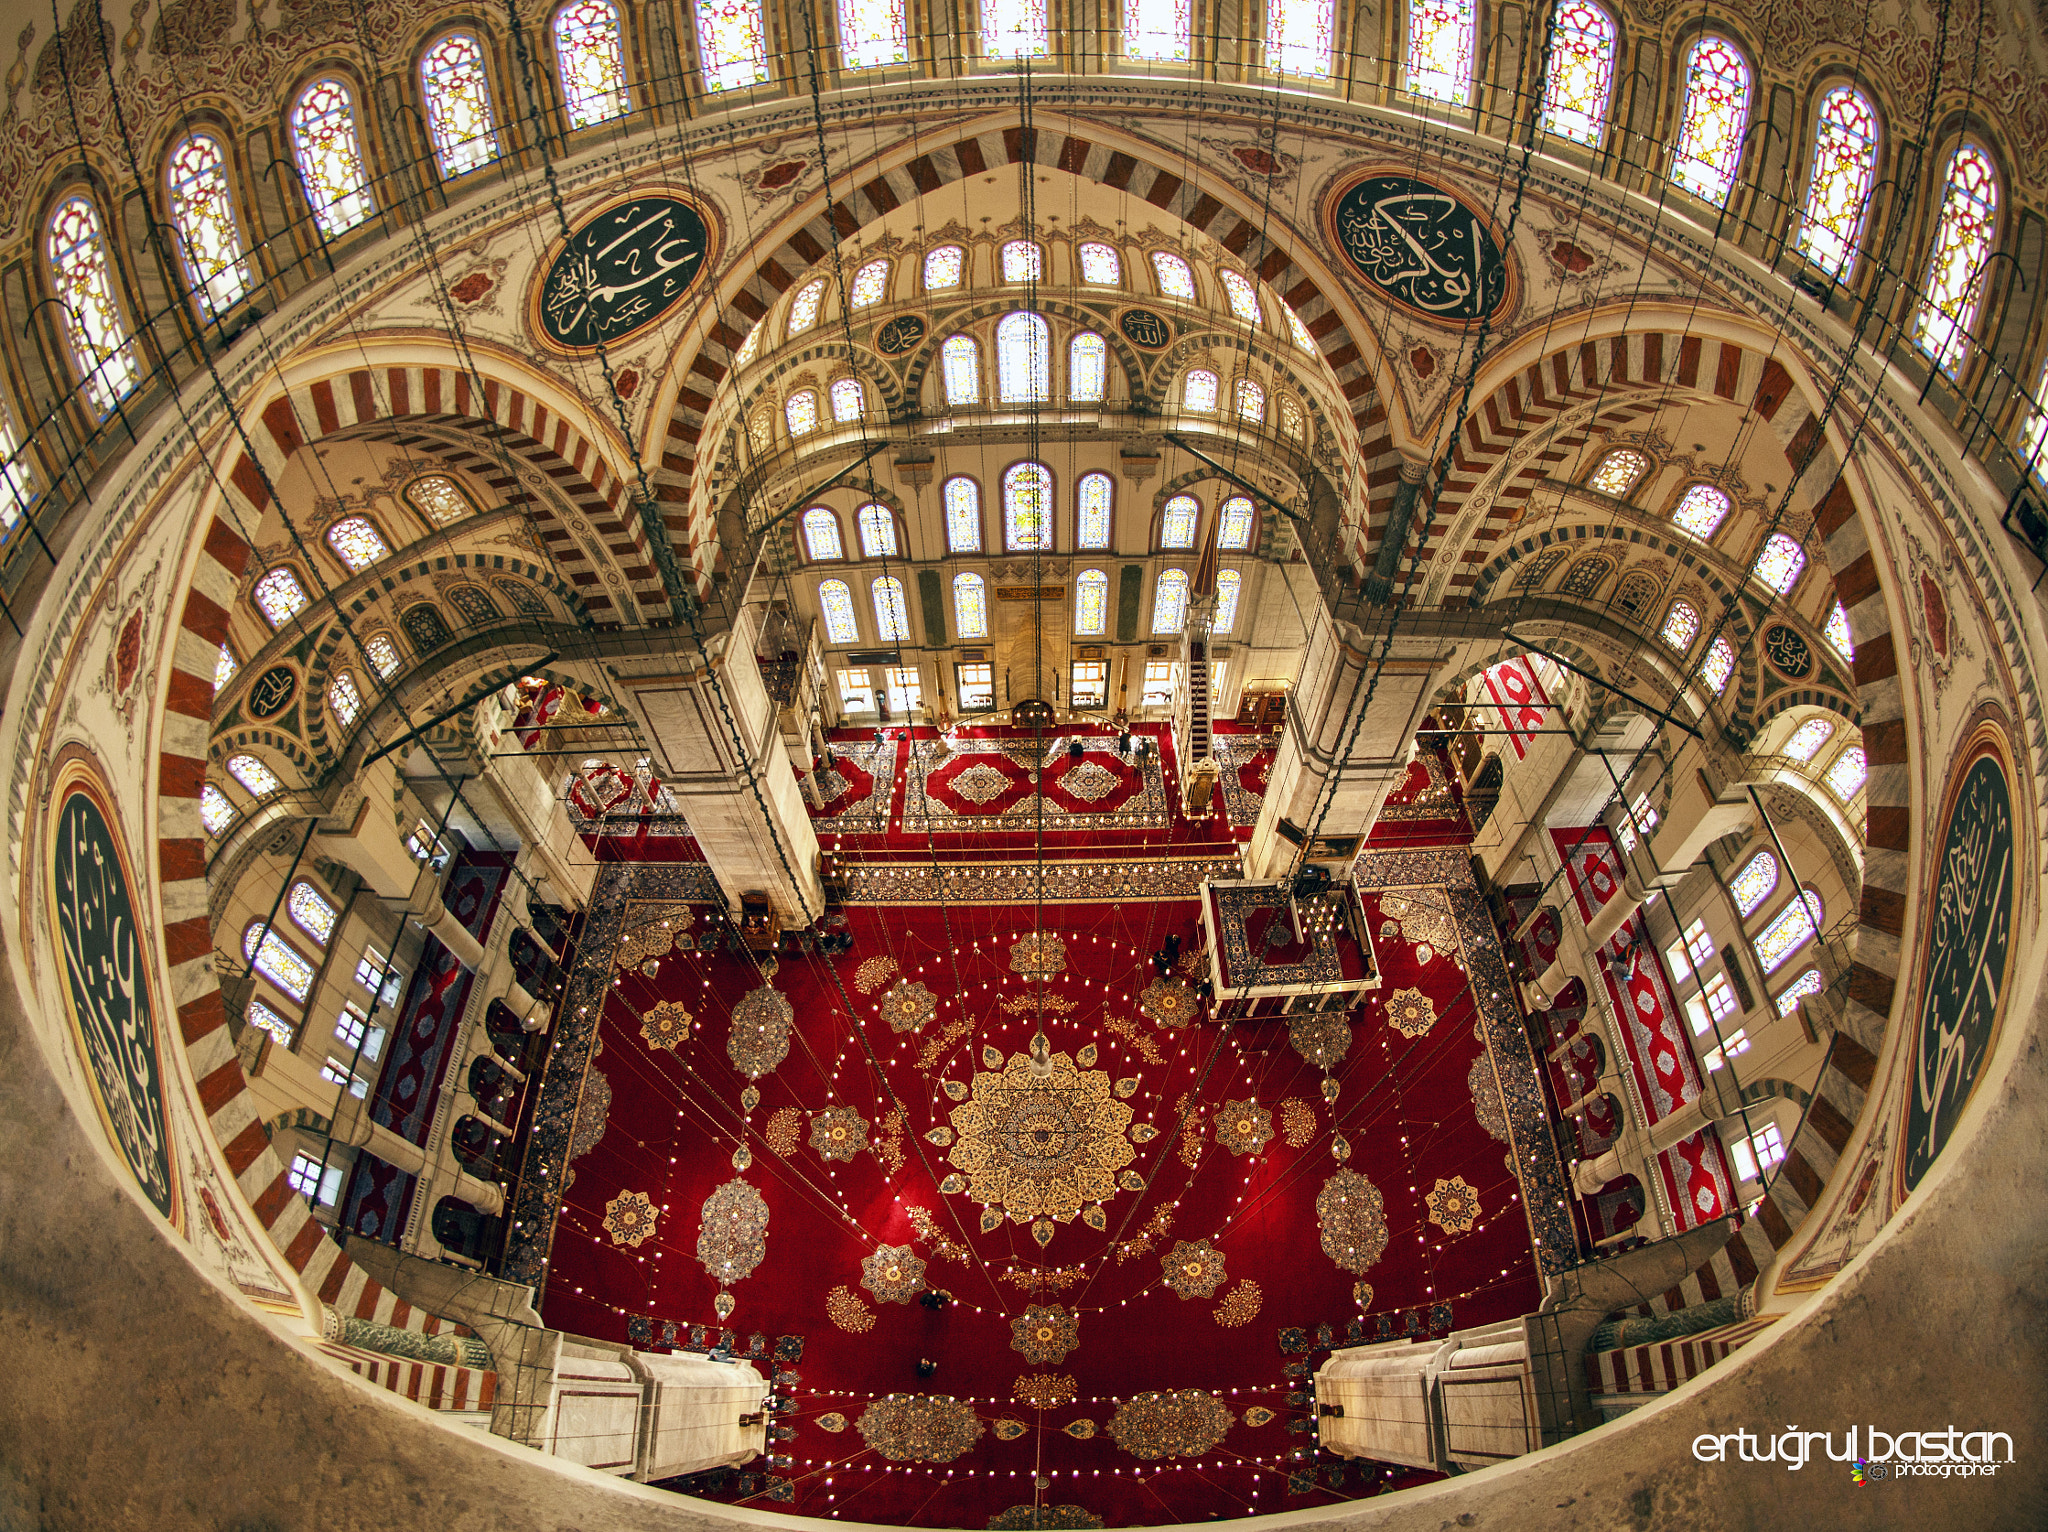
xmin=1010 ymin=1303 xmax=1080 ymax=1365
xmin=826 ymin=1286 xmax=875 ymax=1333
xmin=1138 ymin=974 xmax=1198 ymax=1028
xmin=1160 ymin=1238 xmax=1228 ymax=1299
xmin=878 ymin=977 xmax=938 ymax=1034
xmin=535 ymin=195 xmax=710 ymax=349
xmin=1014 ymin=1373 xmax=1078 ymax=1408
xmin=1316 ymin=1169 xmax=1388 ymax=1273
xmin=728 ymin=986 xmax=794 ymax=1079
xmin=1009 ymin=931 xmax=1068 ymax=977
xmin=1386 ymin=985 xmax=1438 ymax=1040
xmin=1289 ymin=1010 xmax=1352 ymax=1068
xmin=697 ymin=1177 xmax=770 ymax=1285
xmin=857 ymin=1395 xmax=985 ymax=1463
xmin=810 ymin=1104 xmax=871 ymax=1162
xmin=1763 ymin=623 xmax=1814 ymax=678
xmin=601 ymin=1189 xmax=658 ymax=1248
xmin=861 ymin=1243 xmax=928 ymax=1304
xmin=1425 ymin=1175 xmax=1482 ymax=1235
xmin=1106 ymin=1390 xmax=1235 ymax=1460
xmin=639 ymin=999 xmax=692 ymax=1051
xmin=1214 ymin=1100 xmax=1274 ymax=1156
xmin=1325 ymin=171 xmax=1509 ymax=324
xmin=949 ymin=1050 xmax=1135 ymax=1223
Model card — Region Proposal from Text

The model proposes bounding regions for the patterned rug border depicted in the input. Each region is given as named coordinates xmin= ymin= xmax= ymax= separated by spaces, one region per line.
xmin=902 ymin=739 xmax=1171 ymax=834
xmin=840 ymin=857 xmax=1241 ymax=904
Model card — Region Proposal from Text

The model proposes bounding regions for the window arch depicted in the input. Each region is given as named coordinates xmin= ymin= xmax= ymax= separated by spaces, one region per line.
xmin=924 ymin=244 xmax=965 ymax=290
xmin=1796 ymin=85 xmax=1879 ymax=281
xmin=819 ymin=578 xmax=858 ymax=643
xmin=1699 ymin=635 xmax=1736 ymax=695
xmin=404 ymin=473 xmax=476 ymax=525
xmin=1587 ymin=447 xmax=1648 ymax=497
xmin=1075 ymin=569 xmax=1109 ymax=635
xmin=1282 ymin=303 xmax=1316 ymax=353
xmin=1660 ymin=599 xmax=1701 ymax=651
xmin=328 ymin=672 xmax=364 ymax=728
xmin=1267 ymin=0 xmax=1335 ymax=77
xmin=1077 ymin=472 xmax=1114 ymax=549
xmin=1613 ymin=570 xmax=1660 ymax=619
xmin=245 ymin=923 xmax=316 ymax=1003
xmin=1150 ymin=250 xmax=1197 ymax=299
xmin=1278 ymin=395 xmax=1305 ymax=441
xmin=1516 ymin=549 xmax=1567 ymax=589
xmin=839 ymin=0 xmax=910 ymax=68
xmin=1215 ymin=569 xmax=1243 ymax=633
xmin=997 ymin=312 xmax=1051 ymax=403
xmin=941 ymin=335 xmax=981 ymax=405
xmin=253 ymin=568 xmax=310 ymax=628
xmin=982 ymin=0 xmax=1049 ymax=58
xmin=401 ymin=603 xmax=451 ymax=653
xmin=1755 ymin=893 xmax=1822 ymax=973
xmin=46 ymin=196 xmax=140 ymax=417
xmin=953 ymin=572 xmax=988 ymax=639
xmin=1001 ymin=240 xmax=1044 ymax=283
xmin=944 ymin=477 xmax=982 ymax=552
xmin=289 ymin=78 xmax=375 ymax=237
xmin=246 ymin=999 xmax=296 ymax=1047
xmin=735 ymin=320 xmax=764 ymax=368
xmin=0 ymin=406 xmax=34 ymax=543
xmin=555 ymin=0 xmax=631 ymax=126
xmin=1775 ymin=968 xmax=1825 ymax=1017
xmin=830 ymin=377 xmax=865 ymax=422
xmin=165 ymin=133 xmax=252 ymax=321
xmin=289 ymin=881 xmax=340 ymax=945
xmin=871 ymin=575 xmax=910 ymax=641
xmin=1783 ymin=716 xmax=1835 ymax=761
xmin=200 ymin=784 xmax=235 ymax=835
xmin=1540 ymin=1 xmax=1616 ymax=147
xmin=1160 ymin=495 xmax=1200 ymax=550
xmin=1218 ymin=496 xmax=1255 ymax=550
xmin=1152 ymin=568 xmax=1191 ymax=633
xmin=1078 ymin=241 xmax=1122 ymax=284
xmin=420 ymin=32 xmax=501 ymax=178
xmin=1671 ymin=482 xmax=1730 ymax=540
xmin=325 ymin=515 xmax=390 ymax=571
xmin=1912 ymin=143 xmax=1999 ymax=376
xmin=1219 ymin=269 xmax=1262 ymax=323
xmin=448 ymin=585 xmax=500 ymax=626
xmin=1729 ymin=850 xmax=1779 ymax=917
xmin=1752 ymin=532 xmax=1807 ymax=594
xmin=857 ymin=503 xmax=898 ymax=558
xmin=364 ymin=633 xmax=402 ymax=679
xmin=227 ymin=754 xmax=281 ymax=796
xmin=1125 ymin=0 xmax=1190 ymax=61
xmin=1824 ymin=744 xmax=1867 ymax=800
xmin=696 ymin=0 xmax=772 ymax=90
xmin=802 ymin=507 xmax=844 ymax=560
xmin=1823 ymin=601 xmax=1854 ymax=661
xmin=1235 ymin=378 xmax=1267 ymax=423
xmin=1069 ymin=332 xmax=1107 ymax=402
xmin=785 ymin=389 xmax=819 ymax=437
xmin=849 ymin=257 xmax=890 ymax=307
xmin=1003 ymin=462 xmax=1053 ymax=551
xmin=787 ymin=277 xmax=826 ymax=336
xmin=1670 ymin=35 xmax=1751 ymax=203
xmin=747 ymin=408 xmax=773 ymax=456
xmin=1406 ymin=0 xmax=1476 ymax=106
xmin=1182 ymin=369 xmax=1219 ymax=412
xmin=1557 ymin=555 xmax=1612 ymax=598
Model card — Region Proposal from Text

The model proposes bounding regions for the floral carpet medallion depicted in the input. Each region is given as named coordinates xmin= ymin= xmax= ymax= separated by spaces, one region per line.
xmin=988 ymin=1505 xmax=1102 ymax=1530
xmin=861 ymin=1243 xmax=928 ymax=1304
xmin=1315 ymin=1169 xmax=1389 ymax=1273
xmin=1160 ymin=1238 xmax=1227 ymax=1299
xmin=857 ymin=1394 xmax=985 ymax=1462
xmin=949 ymin=1051 xmax=1135 ymax=1222
xmin=950 ymin=762 xmax=1016 ymax=805
xmin=1386 ymin=986 xmax=1438 ymax=1040
xmin=826 ymin=1286 xmax=875 ymax=1332
xmin=811 ymin=1105 xmax=871 ymax=1162
xmin=639 ymin=999 xmax=693 ymax=1051
xmin=1426 ymin=1175 xmax=1482 ymax=1234
xmin=1138 ymin=975 xmax=1199 ymax=1029
xmin=697 ymin=1178 xmax=770 ymax=1285
xmin=1014 ymin=1373 xmax=1078 ymax=1408
xmin=602 ymin=1189 xmax=658 ymax=1247
xmin=878 ymin=978 xmax=938 ymax=1034
xmin=1213 ymin=1279 xmax=1262 ymax=1327
xmin=1288 ymin=1011 xmax=1352 ymax=1068
xmin=728 ymin=986 xmax=795 ymax=1079
xmin=1009 ymin=931 xmax=1069 ymax=978
xmin=1057 ymin=760 xmax=1121 ymax=802
xmin=764 ymin=1106 xmax=802 ymax=1156
xmin=1107 ymin=1390 xmax=1234 ymax=1459
xmin=1214 ymin=1099 xmax=1274 ymax=1156
xmin=1011 ymin=1303 xmax=1080 ymax=1365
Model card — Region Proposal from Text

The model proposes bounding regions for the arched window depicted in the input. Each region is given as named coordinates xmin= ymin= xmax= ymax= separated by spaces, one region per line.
xmin=1516 ymin=549 xmax=1567 ymax=589
xmin=1003 ymin=462 xmax=1053 ymax=551
xmin=849 ymin=257 xmax=890 ymax=307
xmin=246 ymin=1000 xmax=296 ymax=1047
xmin=0 ymin=407 xmax=34 ymax=542
xmin=420 ymin=33 xmax=501 ymax=178
xmin=165 ymin=133 xmax=251 ymax=321
xmin=1587 ymin=447 xmax=1648 ymax=497
xmin=1152 ymin=568 xmax=1191 ymax=633
xmin=325 ymin=516 xmax=390 ymax=571
xmin=1279 ymin=395 xmax=1305 ymax=440
xmin=328 ymin=672 xmax=364 ymax=728
xmin=944 ymin=477 xmax=982 ymax=552
xmin=1267 ymin=0 xmax=1335 ymax=77
xmin=734 ymin=320 xmax=763 ymax=367
xmin=1823 ymin=601 xmax=1854 ymax=661
xmin=924 ymin=244 xmax=965 ymax=290
xmin=857 ymin=503 xmax=898 ymax=558
xmin=696 ymin=0 xmax=772 ymax=90
xmin=1729 ymin=850 xmax=1778 ymax=916
xmin=253 ymin=568 xmax=310 ymax=628
xmin=404 ymin=473 xmax=475 ymax=525
xmin=1796 ymin=85 xmax=1879 ymax=281
xmin=785 ymin=389 xmax=819 ymax=437
xmin=942 ymin=335 xmax=981 ymax=405
xmin=1001 ymin=240 xmax=1044 ymax=283
xmin=1783 ymin=716 xmax=1835 ymax=761
xmin=1160 ymin=495 xmax=1200 ymax=550
xmin=1660 ymin=600 xmax=1700 ymax=651
xmin=953 ymin=572 xmax=988 ymax=639
xmin=452 ymin=586 xmax=500 ymax=627
xmin=1069 ymin=332 xmax=1108 ymax=402
xmin=1075 ymin=569 xmax=1109 ymax=635
xmin=982 ymin=0 xmax=1049 ymax=59
xmin=227 ymin=754 xmax=281 ymax=795
xmin=819 ymin=578 xmax=858 ymax=643
xmin=1699 ymin=635 xmax=1736 ymax=695
xmin=1234 ymin=378 xmax=1266 ymax=423
xmin=747 ymin=408 xmax=773 ymax=456
xmin=871 ymin=575 xmax=910 ymax=641
xmin=1078 ymin=242 xmax=1122 ymax=284
xmin=788 ymin=277 xmax=826 ymax=336
xmin=200 ymin=784 xmax=236 ymax=836
xmin=46 ymin=196 xmax=140 ymax=417
xmin=401 ymin=604 xmax=451 ymax=653
xmin=1671 ymin=482 xmax=1730 ymax=540
xmin=831 ymin=377 xmax=865 ymax=422
xmin=1182 ymin=369 xmax=1219 ymax=412
xmin=1823 ymin=744 xmax=1867 ymax=800
xmin=289 ymin=881 xmax=339 ymax=945
xmin=1614 ymin=570 xmax=1660 ymax=619
xmin=365 ymin=633 xmax=402 ymax=679
xmin=555 ymin=0 xmax=631 ymax=125
xmin=1219 ymin=270 xmax=1262 ymax=323
xmin=1558 ymin=555 xmax=1612 ymax=597
xmin=289 ymin=78 xmax=375 ymax=237
xmin=839 ymin=0 xmax=910 ymax=68
xmin=1126 ymin=0 xmax=1190 ymax=60
xmin=1215 ymin=568 xmax=1243 ymax=633
xmin=1280 ymin=307 xmax=1314 ymax=357
xmin=1774 ymin=968 xmax=1825 ymax=1017
xmin=214 ymin=642 xmax=238 ymax=693
xmin=1752 ymin=532 xmax=1807 ymax=594
xmin=1406 ymin=0 xmax=1476 ymax=106
xmin=997 ymin=312 xmax=1051 ymax=403
xmin=1755 ymin=893 xmax=1822 ymax=973
xmin=1219 ymin=496 xmax=1255 ymax=550
xmin=1540 ymin=1 xmax=1616 ymax=147
xmin=1670 ymin=36 xmax=1751 ymax=203
xmin=245 ymin=923 xmax=316 ymax=1003
xmin=1912 ymin=143 xmax=1999 ymax=376
xmin=1151 ymin=251 xmax=1197 ymax=299
xmin=1077 ymin=472 xmax=1114 ymax=549
xmin=802 ymin=507 xmax=844 ymax=560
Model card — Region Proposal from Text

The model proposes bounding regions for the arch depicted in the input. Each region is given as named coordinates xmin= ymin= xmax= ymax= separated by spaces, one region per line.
xmin=45 ymin=192 xmax=141 ymax=417
xmin=1003 ymin=461 xmax=1053 ymax=551
xmin=419 ymin=31 xmax=502 ymax=179
xmin=553 ymin=0 xmax=631 ymax=126
xmin=163 ymin=129 xmax=252 ymax=321
xmin=1912 ymin=139 xmax=2001 ymax=377
xmin=1795 ymin=82 xmax=1881 ymax=282
xmin=943 ymin=475 xmax=982 ymax=552
xmin=802 ymin=505 xmax=844 ymax=561
xmin=1076 ymin=471 xmax=1113 ymax=549
xmin=1539 ymin=0 xmax=1617 ymax=148
xmin=996 ymin=311 xmax=1050 ymax=403
xmin=288 ymin=73 xmax=376 ymax=237
xmin=1670 ymin=34 xmax=1752 ymax=204
xmin=953 ymin=572 xmax=988 ymax=639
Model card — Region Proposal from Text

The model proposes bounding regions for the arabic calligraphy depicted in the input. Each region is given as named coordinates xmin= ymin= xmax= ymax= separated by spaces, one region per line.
xmin=1119 ymin=309 xmax=1171 ymax=350
xmin=876 ymin=314 xmax=926 ymax=355
xmin=1329 ymin=174 xmax=1506 ymax=323
xmin=539 ymin=196 xmax=708 ymax=349
xmin=1761 ymin=625 xmax=1813 ymax=679
xmin=246 ymin=664 xmax=298 ymax=720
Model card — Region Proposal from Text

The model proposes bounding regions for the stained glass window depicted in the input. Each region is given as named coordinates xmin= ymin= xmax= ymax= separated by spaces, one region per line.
xmin=247 ymin=999 xmax=296 ymax=1047
xmin=0 ymin=411 xmax=32 ymax=541
xmin=325 ymin=515 xmax=390 ymax=571
xmin=421 ymin=33 xmax=501 ymax=179
xmin=1540 ymin=1 xmax=1616 ymax=147
xmin=1126 ymin=0 xmax=1191 ymax=60
xmin=871 ymin=575 xmax=910 ymax=641
xmin=1795 ymin=85 xmax=1879 ymax=280
xmin=1823 ymin=744 xmax=1866 ymax=800
xmin=1160 ymin=495 xmax=1199 ymax=549
xmin=697 ymin=0 xmax=771 ymax=90
xmin=290 ymin=79 xmax=375 ymax=238
xmin=1069 ymin=332 xmax=1107 ymax=401
xmin=401 ymin=604 xmax=451 ymax=654
xmin=1588 ymin=447 xmax=1648 ymax=496
xmin=748 ymin=409 xmax=773 ymax=455
xmin=942 ymin=335 xmax=981 ymax=405
xmin=1283 ymin=303 xmax=1316 ymax=351
xmin=1219 ymin=497 xmax=1255 ymax=550
xmin=1075 ymin=568 xmax=1109 ymax=634
xmin=200 ymin=784 xmax=235 ymax=836
xmin=803 ymin=506 xmax=844 ymax=560
xmin=839 ymin=0 xmax=910 ymax=68
xmin=1671 ymin=483 xmax=1730 ymax=540
xmin=46 ymin=197 xmax=140 ymax=417
xmin=1730 ymin=850 xmax=1778 ymax=916
xmin=1078 ymin=241 xmax=1122 ymax=284
xmin=1004 ymin=461 xmax=1053 ymax=550
xmin=1558 ymin=555 xmax=1611 ymax=597
xmin=1267 ymin=0 xmax=1334 ymax=77
xmin=228 ymin=754 xmax=280 ymax=795
xmin=831 ymin=377 xmax=865 ymax=422
xmin=1235 ymin=378 xmax=1266 ymax=423
xmin=857 ymin=503 xmax=898 ymax=557
xmin=329 ymin=672 xmax=363 ymax=728
xmin=1824 ymin=600 xmax=1854 ymax=660
xmin=405 ymin=473 xmax=474 ymax=525
xmin=1783 ymin=716 xmax=1835 ymax=761
xmin=1151 ymin=251 xmax=1196 ymax=299
xmin=1219 ymin=269 xmax=1262 ymax=323
xmin=1077 ymin=472 xmax=1113 ymax=549
xmin=785 ymin=389 xmax=819 ymax=437
xmin=1001 ymin=240 xmax=1043 ymax=282
xmin=214 ymin=643 xmax=238 ymax=693
xmin=735 ymin=320 xmax=763 ymax=367
xmin=289 ymin=881 xmax=339 ymax=945
xmin=924 ymin=245 xmax=965 ymax=289
xmin=1754 ymin=894 xmax=1821 ymax=973
xmin=850 ymin=257 xmax=890 ymax=307
xmin=1279 ymin=396 xmax=1305 ymax=440
xmin=819 ymin=578 xmax=858 ymax=642
xmin=245 ymin=923 xmax=315 ymax=1002
xmin=555 ymin=0 xmax=630 ymax=126
xmin=254 ymin=568 xmax=309 ymax=628
xmin=1699 ymin=635 xmax=1735 ymax=695
xmin=1517 ymin=549 xmax=1567 ymax=588
xmin=1670 ymin=36 xmax=1751 ymax=203
xmin=1152 ymin=568 xmax=1191 ymax=632
xmin=1406 ymin=0 xmax=1476 ymax=106
xmin=365 ymin=633 xmax=401 ymax=679
xmin=1774 ymin=968 xmax=1825 ymax=1017
xmin=166 ymin=133 xmax=251 ymax=321
xmin=997 ymin=311 xmax=1051 ymax=402
xmin=982 ymin=0 xmax=1049 ymax=59
xmin=1215 ymin=568 xmax=1242 ymax=632
xmin=953 ymin=572 xmax=988 ymax=639
xmin=1660 ymin=600 xmax=1700 ymax=651
xmin=1752 ymin=532 xmax=1807 ymax=593
xmin=944 ymin=476 xmax=982 ymax=551
xmin=1183 ymin=369 xmax=1219 ymax=412
xmin=788 ymin=278 xmax=826 ymax=336
xmin=1614 ymin=570 xmax=1660 ymax=617
xmin=1913 ymin=143 xmax=1999 ymax=376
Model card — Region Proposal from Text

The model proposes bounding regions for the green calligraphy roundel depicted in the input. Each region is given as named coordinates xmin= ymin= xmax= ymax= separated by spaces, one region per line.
xmin=538 ymin=196 xmax=709 ymax=349
xmin=1328 ymin=173 xmax=1508 ymax=323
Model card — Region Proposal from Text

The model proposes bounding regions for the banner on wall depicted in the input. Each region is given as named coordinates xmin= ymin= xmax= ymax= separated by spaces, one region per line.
xmin=1480 ymin=656 xmax=1551 ymax=760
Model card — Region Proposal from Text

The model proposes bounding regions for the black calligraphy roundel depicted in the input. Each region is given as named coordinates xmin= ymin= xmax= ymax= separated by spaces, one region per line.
xmin=246 ymin=664 xmax=299 ymax=720
xmin=1119 ymin=309 xmax=1172 ymax=350
xmin=1327 ymin=173 xmax=1508 ymax=324
xmin=537 ymin=196 xmax=710 ymax=350
xmin=876 ymin=314 xmax=926 ymax=355
xmin=1761 ymin=624 xmax=1813 ymax=679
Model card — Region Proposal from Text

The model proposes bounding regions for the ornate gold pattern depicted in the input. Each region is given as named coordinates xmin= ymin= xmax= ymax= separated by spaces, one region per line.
xmin=1013 ymin=1373 xmax=1077 ymax=1409
xmin=949 ymin=1050 xmax=1135 ymax=1223
xmin=818 ymin=1412 xmax=849 ymax=1432
xmin=1138 ymin=975 xmax=1198 ymax=1029
xmin=728 ymin=986 xmax=794 ymax=1079
xmin=857 ymin=1395 xmax=985 ymax=1462
xmin=1160 ymin=1238 xmax=1227 ymax=1299
xmin=1062 ymin=1418 xmax=1097 ymax=1439
xmin=1386 ymin=985 xmax=1438 ymax=1039
xmin=1316 ymin=1170 xmax=1388 ymax=1273
xmin=1352 ymin=1281 xmax=1374 ymax=1309
xmin=1468 ymin=1054 xmax=1511 ymax=1144
xmin=862 ymin=1243 xmax=928 ymax=1304
xmin=1008 ymin=931 xmax=1069 ymax=977
xmin=1243 ymin=1406 xmax=1275 ymax=1427
xmin=1060 ymin=761 xmax=1121 ymax=801
xmin=764 ymin=1106 xmax=802 ymax=1156
xmin=1001 ymin=1263 xmax=1084 ymax=1292
xmin=1106 ymin=1390 xmax=1234 ymax=1460
xmin=614 ymin=907 xmax=685 ymax=970
xmin=1215 ymin=1099 xmax=1273 ymax=1156
xmin=1288 ymin=1011 xmax=1351 ymax=1068
xmin=853 ymin=954 xmax=899 ymax=994
xmin=601 ymin=1189 xmax=658 ymax=1247
xmin=1010 ymin=1304 xmax=1080 ymax=1365
xmin=1213 ymin=1279 xmax=1263 ymax=1327
xmin=1280 ymin=1097 xmax=1317 ymax=1148
xmin=1426 ymin=1175 xmax=1481 ymax=1234
xmin=1379 ymin=890 xmax=1458 ymax=954
xmin=905 ymin=1203 xmax=972 ymax=1263
xmin=950 ymin=762 xmax=1014 ymax=804
xmin=1104 ymin=1014 xmax=1165 ymax=1063
xmin=918 ymin=1019 xmax=971 ymax=1070
xmin=696 ymin=1178 xmax=770 ymax=1284
xmin=873 ymin=1107 xmax=907 ymax=1176
xmin=639 ymin=999 xmax=693 ymax=1051
xmin=999 ymin=992 xmax=1077 ymax=1016
xmin=810 ymin=1104 xmax=870 ymax=1162
xmin=826 ymin=1285 xmax=875 ymax=1333
xmin=878 ymin=978 xmax=938 ymax=1034
xmin=993 ymin=1418 xmax=1028 ymax=1441
xmin=989 ymin=1505 xmax=1103 ymax=1530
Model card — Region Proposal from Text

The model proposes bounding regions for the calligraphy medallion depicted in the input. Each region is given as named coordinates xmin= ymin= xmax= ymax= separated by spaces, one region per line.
xmin=876 ymin=314 xmax=926 ymax=355
xmin=536 ymin=196 xmax=712 ymax=349
xmin=1762 ymin=624 xmax=1814 ymax=679
xmin=1326 ymin=172 xmax=1509 ymax=324
xmin=245 ymin=664 xmax=299 ymax=721
xmin=1118 ymin=309 xmax=1173 ymax=349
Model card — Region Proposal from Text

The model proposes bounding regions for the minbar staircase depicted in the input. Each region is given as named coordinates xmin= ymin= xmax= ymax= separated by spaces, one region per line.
xmin=1185 ymin=640 xmax=1212 ymax=765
